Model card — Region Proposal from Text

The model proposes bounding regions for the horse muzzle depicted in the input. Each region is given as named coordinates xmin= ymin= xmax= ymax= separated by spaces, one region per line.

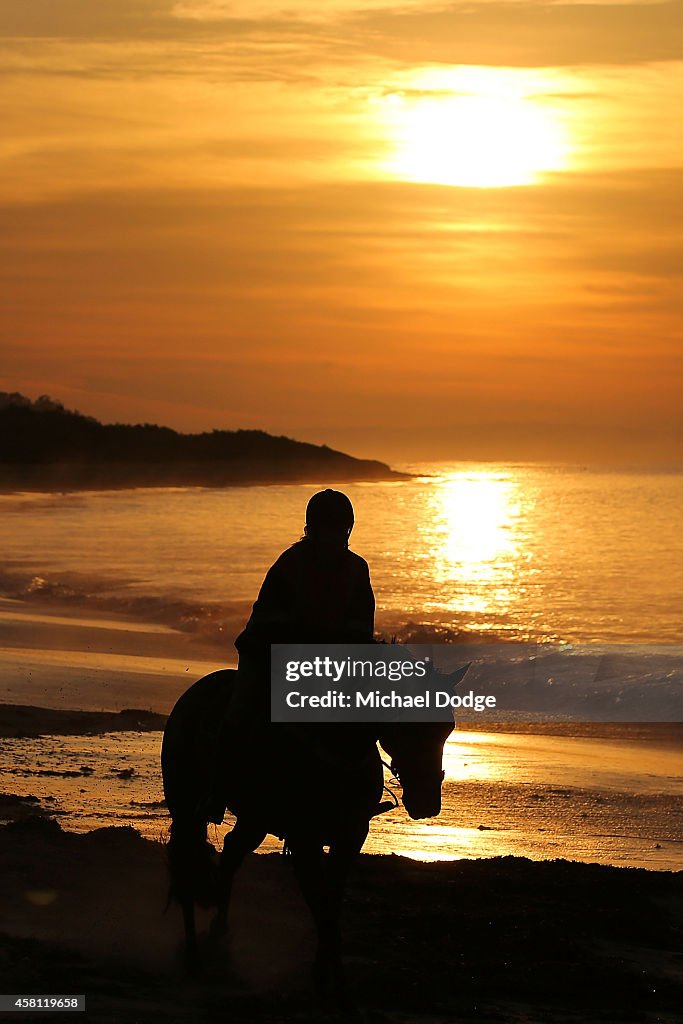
xmin=402 ymin=790 xmax=442 ymax=820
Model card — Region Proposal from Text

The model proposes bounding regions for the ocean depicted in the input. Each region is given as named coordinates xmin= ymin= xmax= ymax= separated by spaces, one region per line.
xmin=2 ymin=462 xmax=682 ymax=644
xmin=1 ymin=463 xmax=681 ymax=869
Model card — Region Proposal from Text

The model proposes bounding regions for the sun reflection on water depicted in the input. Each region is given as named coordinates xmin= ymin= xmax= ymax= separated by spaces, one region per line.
xmin=419 ymin=470 xmax=527 ymax=628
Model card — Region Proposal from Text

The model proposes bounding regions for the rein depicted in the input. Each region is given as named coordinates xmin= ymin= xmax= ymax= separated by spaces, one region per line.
xmin=380 ymin=757 xmax=401 ymax=811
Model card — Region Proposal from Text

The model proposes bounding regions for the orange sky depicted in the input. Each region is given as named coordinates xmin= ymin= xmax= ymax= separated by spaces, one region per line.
xmin=1 ymin=1 xmax=682 ymax=462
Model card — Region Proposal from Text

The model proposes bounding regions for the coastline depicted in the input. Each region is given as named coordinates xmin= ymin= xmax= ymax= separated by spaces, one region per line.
xmin=0 ymin=704 xmax=166 ymax=740
xmin=0 ymin=462 xmax=411 ymax=493
xmin=2 ymin=701 xmax=681 ymax=745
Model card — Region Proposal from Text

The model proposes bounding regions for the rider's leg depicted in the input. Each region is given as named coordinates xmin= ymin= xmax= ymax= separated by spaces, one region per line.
xmin=203 ymin=660 xmax=265 ymax=824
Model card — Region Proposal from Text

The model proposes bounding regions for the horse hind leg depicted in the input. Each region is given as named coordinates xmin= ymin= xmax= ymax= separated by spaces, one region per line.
xmin=210 ymin=817 xmax=267 ymax=942
xmin=167 ymin=818 xmax=217 ymax=975
xmin=168 ymin=819 xmax=218 ymax=903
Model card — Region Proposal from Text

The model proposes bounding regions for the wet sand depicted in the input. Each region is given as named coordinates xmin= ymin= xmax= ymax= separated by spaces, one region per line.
xmin=0 ymin=815 xmax=681 ymax=1023
xmin=0 ymin=596 xmax=227 ymax=714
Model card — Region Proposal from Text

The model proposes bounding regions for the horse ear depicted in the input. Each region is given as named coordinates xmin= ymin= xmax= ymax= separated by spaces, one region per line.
xmin=449 ymin=661 xmax=472 ymax=691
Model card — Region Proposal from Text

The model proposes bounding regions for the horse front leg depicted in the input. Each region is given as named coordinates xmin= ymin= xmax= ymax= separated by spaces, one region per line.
xmin=289 ymin=824 xmax=368 ymax=1008
xmin=211 ymin=816 xmax=267 ymax=941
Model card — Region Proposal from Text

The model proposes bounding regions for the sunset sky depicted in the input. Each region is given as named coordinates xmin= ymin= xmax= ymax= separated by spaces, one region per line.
xmin=1 ymin=0 xmax=682 ymax=462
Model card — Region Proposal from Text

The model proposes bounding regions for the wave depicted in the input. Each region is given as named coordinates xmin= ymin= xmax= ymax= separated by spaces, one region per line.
xmin=0 ymin=565 xmax=522 ymax=648
xmin=2 ymin=566 xmax=682 ymax=697
xmin=0 ymin=565 xmax=250 ymax=646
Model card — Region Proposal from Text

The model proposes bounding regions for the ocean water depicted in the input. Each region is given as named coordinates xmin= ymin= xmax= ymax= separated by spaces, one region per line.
xmin=1 ymin=463 xmax=682 ymax=644
xmin=1 ymin=463 xmax=681 ymax=869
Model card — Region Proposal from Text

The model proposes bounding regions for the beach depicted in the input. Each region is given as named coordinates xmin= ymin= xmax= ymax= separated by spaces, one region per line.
xmin=0 ymin=593 xmax=229 ymax=715
xmin=2 ymin=594 xmax=682 ymax=869
xmin=2 ymin=583 xmax=682 ymax=864
xmin=1 ymin=816 xmax=681 ymax=1023
xmin=1 ymin=472 xmax=681 ymax=1020
xmin=0 ymin=597 xmax=681 ymax=1022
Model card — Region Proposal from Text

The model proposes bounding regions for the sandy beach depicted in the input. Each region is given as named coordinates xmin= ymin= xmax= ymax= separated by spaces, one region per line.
xmin=0 ymin=595 xmax=228 ymax=715
xmin=0 ymin=813 xmax=681 ymax=1023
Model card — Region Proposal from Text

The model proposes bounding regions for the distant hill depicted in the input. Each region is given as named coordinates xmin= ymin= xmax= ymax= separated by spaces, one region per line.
xmin=0 ymin=393 xmax=406 ymax=489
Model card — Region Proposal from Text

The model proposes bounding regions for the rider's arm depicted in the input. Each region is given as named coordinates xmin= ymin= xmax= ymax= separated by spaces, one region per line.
xmin=345 ymin=558 xmax=375 ymax=642
xmin=235 ymin=556 xmax=292 ymax=654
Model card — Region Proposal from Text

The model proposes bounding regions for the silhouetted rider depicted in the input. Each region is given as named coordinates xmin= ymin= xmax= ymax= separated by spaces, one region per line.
xmin=236 ymin=488 xmax=375 ymax=674
xmin=204 ymin=491 xmax=375 ymax=821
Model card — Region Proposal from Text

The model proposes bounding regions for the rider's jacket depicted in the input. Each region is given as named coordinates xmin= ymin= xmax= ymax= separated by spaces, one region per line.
xmin=235 ymin=538 xmax=375 ymax=662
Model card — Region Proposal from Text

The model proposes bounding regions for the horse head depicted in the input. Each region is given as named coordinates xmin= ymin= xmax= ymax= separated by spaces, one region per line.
xmin=378 ymin=716 xmax=454 ymax=819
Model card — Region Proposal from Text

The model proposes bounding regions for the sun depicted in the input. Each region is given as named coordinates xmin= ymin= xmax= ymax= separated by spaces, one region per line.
xmin=383 ymin=69 xmax=569 ymax=188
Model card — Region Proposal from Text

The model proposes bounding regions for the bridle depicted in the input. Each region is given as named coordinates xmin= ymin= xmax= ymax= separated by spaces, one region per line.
xmin=380 ymin=757 xmax=401 ymax=809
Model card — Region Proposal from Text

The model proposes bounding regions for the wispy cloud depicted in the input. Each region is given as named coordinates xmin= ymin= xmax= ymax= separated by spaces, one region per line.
xmin=4 ymin=1 xmax=683 ymax=69
xmin=348 ymin=2 xmax=683 ymax=68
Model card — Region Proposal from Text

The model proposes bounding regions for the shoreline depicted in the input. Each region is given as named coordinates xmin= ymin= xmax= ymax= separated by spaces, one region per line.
xmin=1 ymin=699 xmax=681 ymax=744
xmin=0 ymin=464 xmax=411 ymax=493
xmin=3 ymin=696 xmax=681 ymax=872
xmin=1 ymin=595 xmax=681 ymax=739
xmin=0 ymin=593 xmax=229 ymax=714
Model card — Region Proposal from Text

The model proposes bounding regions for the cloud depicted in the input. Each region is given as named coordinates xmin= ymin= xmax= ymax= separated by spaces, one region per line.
xmin=0 ymin=0 xmax=311 ymax=41
xmin=0 ymin=1 xmax=168 ymax=39
xmin=2 ymin=173 xmax=683 ymax=365
xmin=1 ymin=3 xmax=681 ymax=460
xmin=350 ymin=2 xmax=683 ymax=68
xmin=3 ymin=1 xmax=683 ymax=69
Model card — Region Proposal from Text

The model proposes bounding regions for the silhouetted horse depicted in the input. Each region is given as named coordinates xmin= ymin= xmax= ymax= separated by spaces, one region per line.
xmin=161 ymin=667 xmax=457 ymax=1000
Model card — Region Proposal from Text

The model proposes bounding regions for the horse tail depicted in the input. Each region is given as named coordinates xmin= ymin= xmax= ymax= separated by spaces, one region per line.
xmin=166 ymin=817 xmax=219 ymax=909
